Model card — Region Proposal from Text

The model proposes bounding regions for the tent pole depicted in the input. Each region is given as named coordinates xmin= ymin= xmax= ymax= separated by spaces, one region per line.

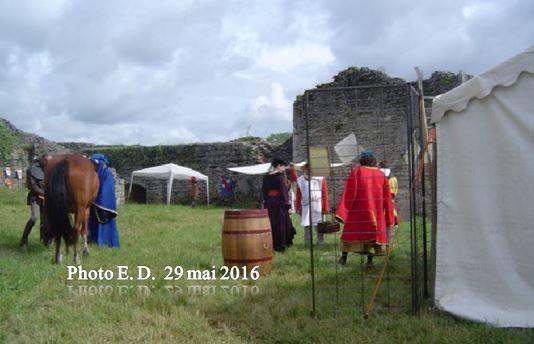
xmin=206 ymin=178 xmax=210 ymax=206
xmin=127 ymin=174 xmax=134 ymax=202
xmin=167 ymin=173 xmax=173 ymax=205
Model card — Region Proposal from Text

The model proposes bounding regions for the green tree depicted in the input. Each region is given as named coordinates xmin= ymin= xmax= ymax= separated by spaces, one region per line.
xmin=0 ymin=122 xmax=16 ymax=164
xmin=235 ymin=136 xmax=261 ymax=143
xmin=266 ymin=132 xmax=291 ymax=145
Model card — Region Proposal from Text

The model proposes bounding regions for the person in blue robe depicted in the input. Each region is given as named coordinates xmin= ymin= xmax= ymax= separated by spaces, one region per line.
xmin=88 ymin=154 xmax=120 ymax=247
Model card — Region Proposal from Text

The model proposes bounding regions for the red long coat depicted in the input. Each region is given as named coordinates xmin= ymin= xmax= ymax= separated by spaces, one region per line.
xmin=336 ymin=166 xmax=395 ymax=245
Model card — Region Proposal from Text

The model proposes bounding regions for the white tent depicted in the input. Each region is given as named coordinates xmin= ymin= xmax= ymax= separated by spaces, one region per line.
xmin=127 ymin=163 xmax=209 ymax=205
xmin=227 ymin=163 xmax=271 ymax=175
xmin=227 ymin=162 xmax=344 ymax=175
xmin=431 ymin=46 xmax=534 ymax=327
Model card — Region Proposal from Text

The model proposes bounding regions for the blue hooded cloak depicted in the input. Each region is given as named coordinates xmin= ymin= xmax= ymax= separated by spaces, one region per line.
xmin=88 ymin=154 xmax=120 ymax=247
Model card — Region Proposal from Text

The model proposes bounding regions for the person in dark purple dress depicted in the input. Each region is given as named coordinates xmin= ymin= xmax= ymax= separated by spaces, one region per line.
xmin=262 ymin=158 xmax=295 ymax=252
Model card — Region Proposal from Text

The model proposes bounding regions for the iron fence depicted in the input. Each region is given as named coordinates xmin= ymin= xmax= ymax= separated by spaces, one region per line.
xmin=300 ymin=84 xmax=431 ymax=317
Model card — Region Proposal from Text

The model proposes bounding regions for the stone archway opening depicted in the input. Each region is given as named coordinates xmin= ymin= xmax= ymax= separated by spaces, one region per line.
xmin=127 ymin=183 xmax=147 ymax=204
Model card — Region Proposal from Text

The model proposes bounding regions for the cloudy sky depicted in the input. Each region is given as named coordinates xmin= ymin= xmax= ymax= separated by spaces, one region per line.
xmin=0 ymin=0 xmax=532 ymax=145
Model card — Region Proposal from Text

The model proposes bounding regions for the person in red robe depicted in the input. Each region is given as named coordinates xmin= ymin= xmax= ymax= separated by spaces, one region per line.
xmin=336 ymin=150 xmax=395 ymax=268
xmin=287 ymin=162 xmax=298 ymax=213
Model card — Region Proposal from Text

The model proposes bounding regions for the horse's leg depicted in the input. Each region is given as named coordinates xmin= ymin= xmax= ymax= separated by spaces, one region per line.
xmin=54 ymin=235 xmax=62 ymax=264
xmin=82 ymin=208 xmax=90 ymax=256
xmin=66 ymin=214 xmax=72 ymax=256
xmin=72 ymin=236 xmax=80 ymax=264
xmin=72 ymin=209 xmax=83 ymax=264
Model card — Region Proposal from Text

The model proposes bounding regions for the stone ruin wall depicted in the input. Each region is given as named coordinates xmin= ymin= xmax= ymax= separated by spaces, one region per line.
xmin=293 ymin=68 xmax=467 ymax=216
xmin=1 ymin=117 xmax=291 ymax=206
xmin=0 ymin=118 xmax=69 ymax=190
xmin=74 ymin=140 xmax=290 ymax=205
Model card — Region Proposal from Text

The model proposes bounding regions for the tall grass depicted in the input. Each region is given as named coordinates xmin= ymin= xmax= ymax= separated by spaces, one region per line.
xmin=0 ymin=188 xmax=532 ymax=343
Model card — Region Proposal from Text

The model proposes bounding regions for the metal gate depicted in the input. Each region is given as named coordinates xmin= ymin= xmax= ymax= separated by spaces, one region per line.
xmin=298 ymin=83 xmax=431 ymax=317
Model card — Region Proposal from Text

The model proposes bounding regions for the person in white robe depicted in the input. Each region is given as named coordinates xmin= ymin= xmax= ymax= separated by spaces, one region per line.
xmin=296 ymin=163 xmax=329 ymax=245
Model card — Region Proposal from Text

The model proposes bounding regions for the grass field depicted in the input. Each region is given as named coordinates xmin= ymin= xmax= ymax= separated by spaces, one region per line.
xmin=1 ymin=187 xmax=533 ymax=343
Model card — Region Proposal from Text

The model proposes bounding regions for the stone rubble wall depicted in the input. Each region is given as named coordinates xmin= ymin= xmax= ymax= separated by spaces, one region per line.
xmin=292 ymin=68 xmax=467 ymax=217
xmin=76 ymin=141 xmax=283 ymax=205
xmin=0 ymin=118 xmax=69 ymax=190
xmin=293 ymin=85 xmax=412 ymax=216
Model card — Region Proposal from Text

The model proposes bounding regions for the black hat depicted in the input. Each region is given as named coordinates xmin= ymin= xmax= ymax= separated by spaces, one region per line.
xmin=271 ymin=158 xmax=287 ymax=167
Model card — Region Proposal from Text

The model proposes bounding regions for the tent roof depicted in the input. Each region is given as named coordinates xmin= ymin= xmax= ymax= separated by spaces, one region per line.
xmin=293 ymin=161 xmax=345 ymax=168
xmin=431 ymin=46 xmax=534 ymax=123
xmin=132 ymin=163 xmax=208 ymax=180
xmin=227 ymin=163 xmax=271 ymax=175
xmin=227 ymin=161 xmax=345 ymax=175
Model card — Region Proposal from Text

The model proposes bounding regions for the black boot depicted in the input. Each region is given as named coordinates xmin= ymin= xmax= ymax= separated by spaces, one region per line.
xmin=365 ymin=255 xmax=374 ymax=271
xmin=338 ymin=252 xmax=348 ymax=266
xmin=20 ymin=219 xmax=35 ymax=248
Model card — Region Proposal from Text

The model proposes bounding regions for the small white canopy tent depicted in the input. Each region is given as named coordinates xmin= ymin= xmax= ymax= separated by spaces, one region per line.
xmin=226 ymin=162 xmax=344 ymax=175
xmin=227 ymin=163 xmax=271 ymax=175
xmin=227 ymin=134 xmax=355 ymax=176
xmin=127 ymin=163 xmax=209 ymax=205
xmin=431 ymin=46 xmax=534 ymax=327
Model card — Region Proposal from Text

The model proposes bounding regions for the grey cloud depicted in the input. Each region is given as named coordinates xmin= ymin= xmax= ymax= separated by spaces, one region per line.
xmin=319 ymin=0 xmax=534 ymax=78
xmin=0 ymin=0 xmax=532 ymax=145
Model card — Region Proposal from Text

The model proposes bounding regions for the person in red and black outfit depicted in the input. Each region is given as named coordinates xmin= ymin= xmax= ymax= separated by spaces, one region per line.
xmin=262 ymin=158 xmax=295 ymax=252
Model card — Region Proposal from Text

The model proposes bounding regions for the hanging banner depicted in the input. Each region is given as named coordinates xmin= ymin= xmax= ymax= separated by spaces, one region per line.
xmin=309 ymin=146 xmax=330 ymax=177
xmin=334 ymin=133 xmax=361 ymax=165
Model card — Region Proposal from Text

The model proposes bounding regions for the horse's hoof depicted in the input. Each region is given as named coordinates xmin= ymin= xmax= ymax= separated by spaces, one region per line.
xmin=83 ymin=250 xmax=90 ymax=257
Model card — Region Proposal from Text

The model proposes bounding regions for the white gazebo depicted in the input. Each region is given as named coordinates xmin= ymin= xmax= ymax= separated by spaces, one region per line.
xmin=127 ymin=163 xmax=209 ymax=205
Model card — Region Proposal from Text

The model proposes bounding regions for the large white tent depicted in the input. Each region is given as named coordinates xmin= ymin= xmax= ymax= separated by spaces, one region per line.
xmin=127 ymin=163 xmax=209 ymax=205
xmin=431 ymin=47 xmax=534 ymax=327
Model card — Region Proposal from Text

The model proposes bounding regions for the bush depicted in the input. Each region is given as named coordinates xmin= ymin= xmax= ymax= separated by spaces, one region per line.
xmin=266 ymin=132 xmax=291 ymax=145
xmin=0 ymin=122 xmax=16 ymax=164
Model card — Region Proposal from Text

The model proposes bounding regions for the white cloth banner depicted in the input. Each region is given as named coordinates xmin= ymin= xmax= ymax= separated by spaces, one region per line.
xmin=334 ymin=132 xmax=359 ymax=165
xmin=297 ymin=175 xmax=323 ymax=227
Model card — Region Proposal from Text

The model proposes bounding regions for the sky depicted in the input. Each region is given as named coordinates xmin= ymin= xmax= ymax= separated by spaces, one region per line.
xmin=0 ymin=0 xmax=532 ymax=145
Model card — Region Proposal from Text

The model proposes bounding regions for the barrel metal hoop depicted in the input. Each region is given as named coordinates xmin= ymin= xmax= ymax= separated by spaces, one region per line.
xmin=222 ymin=229 xmax=271 ymax=235
xmin=224 ymin=257 xmax=272 ymax=264
xmin=224 ymin=209 xmax=268 ymax=218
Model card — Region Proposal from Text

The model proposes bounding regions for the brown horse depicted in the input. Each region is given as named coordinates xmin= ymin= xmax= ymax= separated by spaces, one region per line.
xmin=43 ymin=154 xmax=99 ymax=264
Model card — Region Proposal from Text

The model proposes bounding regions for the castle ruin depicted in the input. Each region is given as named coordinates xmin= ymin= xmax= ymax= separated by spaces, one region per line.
xmin=1 ymin=67 xmax=467 ymax=207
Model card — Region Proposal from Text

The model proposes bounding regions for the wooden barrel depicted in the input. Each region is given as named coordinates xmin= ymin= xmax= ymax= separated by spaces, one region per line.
xmin=222 ymin=209 xmax=273 ymax=276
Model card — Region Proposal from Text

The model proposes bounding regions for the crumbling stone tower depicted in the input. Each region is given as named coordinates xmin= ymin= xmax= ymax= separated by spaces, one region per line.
xmin=292 ymin=67 xmax=465 ymax=214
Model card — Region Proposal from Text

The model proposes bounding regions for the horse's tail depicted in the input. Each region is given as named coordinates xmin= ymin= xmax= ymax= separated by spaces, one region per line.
xmin=45 ymin=159 xmax=73 ymax=245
